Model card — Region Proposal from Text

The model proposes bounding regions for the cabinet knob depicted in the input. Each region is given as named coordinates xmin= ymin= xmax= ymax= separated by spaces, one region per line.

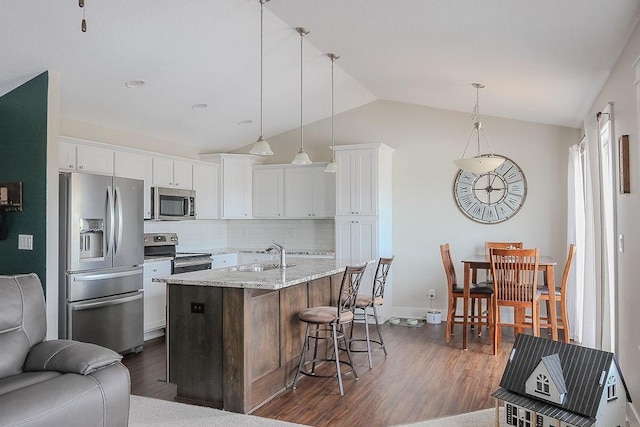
xmin=78 ymin=165 xmax=84 ymax=169
xmin=153 ymin=268 xmax=158 ymax=273
xmin=175 ymin=183 xmax=179 ymax=186
xmin=69 ymin=164 xmax=74 ymax=168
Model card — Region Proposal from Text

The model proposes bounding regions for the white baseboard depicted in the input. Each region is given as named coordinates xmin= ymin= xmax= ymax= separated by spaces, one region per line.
xmin=628 ymin=402 xmax=640 ymax=427
xmin=390 ymin=306 xmax=448 ymax=321
xmin=144 ymin=328 xmax=165 ymax=342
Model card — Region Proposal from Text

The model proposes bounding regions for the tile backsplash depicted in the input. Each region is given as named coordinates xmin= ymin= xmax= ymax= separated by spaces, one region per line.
xmin=144 ymin=219 xmax=334 ymax=252
xmin=227 ymin=219 xmax=334 ymax=251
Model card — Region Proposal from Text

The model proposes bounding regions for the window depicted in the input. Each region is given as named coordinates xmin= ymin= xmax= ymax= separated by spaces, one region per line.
xmin=512 ymin=406 xmax=532 ymax=427
xmin=536 ymin=374 xmax=550 ymax=396
xmin=607 ymin=375 xmax=617 ymax=401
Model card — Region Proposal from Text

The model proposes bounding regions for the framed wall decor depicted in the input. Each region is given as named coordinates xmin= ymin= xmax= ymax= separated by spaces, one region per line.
xmin=618 ymin=134 xmax=630 ymax=194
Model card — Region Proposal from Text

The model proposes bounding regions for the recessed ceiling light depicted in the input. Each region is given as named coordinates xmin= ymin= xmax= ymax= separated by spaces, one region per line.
xmin=125 ymin=80 xmax=145 ymax=88
xmin=191 ymin=103 xmax=208 ymax=110
xmin=239 ymin=120 xmax=253 ymax=126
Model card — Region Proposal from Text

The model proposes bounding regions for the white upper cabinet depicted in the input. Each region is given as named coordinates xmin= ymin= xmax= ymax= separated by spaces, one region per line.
xmin=114 ymin=151 xmax=153 ymax=219
xmin=335 ymin=148 xmax=376 ymax=216
xmin=59 ymin=139 xmax=114 ymax=176
xmin=284 ymin=165 xmax=335 ymax=218
xmin=253 ymin=166 xmax=284 ymax=218
xmin=192 ymin=162 xmax=220 ymax=220
xmin=199 ymin=154 xmax=264 ymax=219
xmin=152 ymin=157 xmax=193 ymax=190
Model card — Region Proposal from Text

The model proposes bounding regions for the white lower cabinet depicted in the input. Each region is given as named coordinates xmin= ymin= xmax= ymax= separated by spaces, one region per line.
xmin=143 ymin=260 xmax=171 ymax=338
xmin=211 ymin=253 xmax=238 ymax=269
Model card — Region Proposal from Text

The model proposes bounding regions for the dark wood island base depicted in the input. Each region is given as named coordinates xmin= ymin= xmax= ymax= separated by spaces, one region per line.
xmin=166 ymin=272 xmax=343 ymax=413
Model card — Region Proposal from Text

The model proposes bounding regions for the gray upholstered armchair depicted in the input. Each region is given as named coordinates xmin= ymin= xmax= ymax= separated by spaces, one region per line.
xmin=0 ymin=274 xmax=130 ymax=427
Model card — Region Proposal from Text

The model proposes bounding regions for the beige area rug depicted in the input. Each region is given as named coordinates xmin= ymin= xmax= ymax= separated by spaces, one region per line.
xmin=397 ymin=408 xmax=505 ymax=427
xmin=129 ymin=395 xmax=505 ymax=426
xmin=129 ymin=395 xmax=306 ymax=426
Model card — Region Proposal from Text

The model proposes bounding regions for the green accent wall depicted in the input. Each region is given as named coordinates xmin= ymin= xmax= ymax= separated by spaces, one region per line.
xmin=0 ymin=72 xmax=49 ymax=290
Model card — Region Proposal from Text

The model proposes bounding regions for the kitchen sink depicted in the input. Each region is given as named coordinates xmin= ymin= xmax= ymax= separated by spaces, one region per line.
xmin=228 ymin=263 xmax=296 ymax=272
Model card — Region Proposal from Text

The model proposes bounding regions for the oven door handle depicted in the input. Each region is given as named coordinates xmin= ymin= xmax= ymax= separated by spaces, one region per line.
xmin=173 ymin=259 xmax=212 ymax=268
xmin=71 ymin=292 xmax=143 ymax=311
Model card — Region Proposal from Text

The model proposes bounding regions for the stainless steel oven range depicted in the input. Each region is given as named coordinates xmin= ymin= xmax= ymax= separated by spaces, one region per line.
xmin=143 ymin=232 xmax=212 ymax=274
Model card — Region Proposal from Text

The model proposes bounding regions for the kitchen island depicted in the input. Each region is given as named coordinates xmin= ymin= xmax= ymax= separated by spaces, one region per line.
xmin=153 ymin=258 xmax=370 ymax=413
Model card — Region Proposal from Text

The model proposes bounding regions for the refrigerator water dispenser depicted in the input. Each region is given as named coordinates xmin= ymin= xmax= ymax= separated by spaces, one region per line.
xmin=80 ymin=219 xmax=104 ymax=260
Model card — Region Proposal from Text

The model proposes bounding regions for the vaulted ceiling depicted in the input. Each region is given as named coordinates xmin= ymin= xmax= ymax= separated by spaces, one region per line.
xmin=1 ymin=0 xmax=639 ymax=152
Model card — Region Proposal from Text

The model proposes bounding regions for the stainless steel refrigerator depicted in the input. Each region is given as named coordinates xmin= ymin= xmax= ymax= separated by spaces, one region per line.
xmin=59 ymin=172 xmax=144 ymax=354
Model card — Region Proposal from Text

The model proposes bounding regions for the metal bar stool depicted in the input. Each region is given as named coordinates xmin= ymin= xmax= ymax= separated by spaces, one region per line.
xmin=349 ymin=257 xmax=394 ymax=368
xmin=292 ymin=264 xmax=367 ymax=396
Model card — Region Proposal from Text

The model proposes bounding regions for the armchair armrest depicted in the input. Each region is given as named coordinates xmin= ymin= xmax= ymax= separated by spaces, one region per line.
xmin=24 ymin=340 xmax=122 ymax=375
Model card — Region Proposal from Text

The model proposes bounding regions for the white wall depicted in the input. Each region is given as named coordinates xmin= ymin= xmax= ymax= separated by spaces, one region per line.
xmin=61 ymin=117 xmax=202 ymax=159
xmin=584 ymin=19 xmax=640 ymax=424
xmin=261 ymin=100 xmax=579 ymax=318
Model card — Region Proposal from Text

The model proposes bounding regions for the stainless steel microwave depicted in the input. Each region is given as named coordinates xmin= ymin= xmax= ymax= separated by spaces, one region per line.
xmin=151 ymin=187 xmax=196 ymax=220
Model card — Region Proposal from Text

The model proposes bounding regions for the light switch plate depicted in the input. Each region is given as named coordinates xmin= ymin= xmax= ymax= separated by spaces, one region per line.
xmin=18 ymin=234 xmax=33 ymax=250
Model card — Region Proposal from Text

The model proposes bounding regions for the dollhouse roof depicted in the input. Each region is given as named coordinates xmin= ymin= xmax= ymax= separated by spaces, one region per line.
xmin=540 ymin=353 xmax=567 ymax=394
xmin=491 ymin=334 xmax=631 ymax=426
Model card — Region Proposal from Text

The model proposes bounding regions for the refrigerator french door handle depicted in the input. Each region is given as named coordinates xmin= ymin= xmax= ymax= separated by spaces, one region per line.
xmin=71 ymin=292 xmax=143 ymax=311
xmin=106 ymin=185 xmax=115 ymax=259
xmin=71 ymin=268 xmax=142 ymax=282
xmin=114 ymin=186 xmax=124 ymax=256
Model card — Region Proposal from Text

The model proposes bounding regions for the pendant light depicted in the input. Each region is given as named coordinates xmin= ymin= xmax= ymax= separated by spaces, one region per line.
xmin=324 ymin=53 xmax=340 ymax=173
xmin=249 ymin=0 xmax=274 ymax=156
xmin=292 ymin=27 xmax=312 ymax=165
xmin=453 ymin=83 xmax=505 ymax=173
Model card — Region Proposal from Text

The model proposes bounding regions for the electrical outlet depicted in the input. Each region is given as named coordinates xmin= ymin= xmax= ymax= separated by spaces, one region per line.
xmin=191 ymin=302 xmax=205 ymax=314
xmin=428 ymin=289 xmax=436 ymax=299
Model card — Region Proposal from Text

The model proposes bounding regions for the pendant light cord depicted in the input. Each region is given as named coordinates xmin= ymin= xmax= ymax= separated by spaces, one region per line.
xmin=259 ymin=0 xmax=265 ymax=139
xmin=330 ymin=54 xmax=337 ymax=161
xmin=299 ymin=30 xmax=304 ymax=151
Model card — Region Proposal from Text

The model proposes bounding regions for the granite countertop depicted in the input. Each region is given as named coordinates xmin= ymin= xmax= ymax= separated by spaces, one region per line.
xmin=153 ymin=258 xmax=370 ymax=290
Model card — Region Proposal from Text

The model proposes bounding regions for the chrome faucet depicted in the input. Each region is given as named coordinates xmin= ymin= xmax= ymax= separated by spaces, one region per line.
xmin=267 ymin=241 xmax=286 ymax=268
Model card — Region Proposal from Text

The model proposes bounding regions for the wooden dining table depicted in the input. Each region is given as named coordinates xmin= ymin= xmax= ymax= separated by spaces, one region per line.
xmin=461 ymin=254 xmax=558 ymax=350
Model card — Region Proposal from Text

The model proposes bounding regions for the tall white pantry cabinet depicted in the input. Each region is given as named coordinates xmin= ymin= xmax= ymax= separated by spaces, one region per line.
xmin=334 ymin=143 xmax=394 ymax=321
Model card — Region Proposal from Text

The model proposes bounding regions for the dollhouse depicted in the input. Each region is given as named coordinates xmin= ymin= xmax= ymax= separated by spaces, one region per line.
xmin=492 ymin=334 xmax=631 ymax=427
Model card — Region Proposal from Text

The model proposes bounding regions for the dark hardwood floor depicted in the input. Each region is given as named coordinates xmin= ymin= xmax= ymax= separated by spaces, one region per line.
xmin=122 ymin=320 xmax=517 ymax=426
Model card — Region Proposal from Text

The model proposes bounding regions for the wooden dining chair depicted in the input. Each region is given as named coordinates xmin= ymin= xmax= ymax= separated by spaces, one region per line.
xmin=440 ymin=244 xmax=494 ymax=344
xmin=471 ymin=242 xmax=524 ymax=332
xmin=537 ymin=244 xmax=576 ymax=342
xmin=490 ymin=248 xmax=540 ymax=355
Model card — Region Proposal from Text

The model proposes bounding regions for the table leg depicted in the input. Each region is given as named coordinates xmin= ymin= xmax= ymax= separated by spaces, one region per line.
xmin=546 ymin=265 xmax=558 ymax=341
xmin=463 ymin=262 xmax=470 ymax=350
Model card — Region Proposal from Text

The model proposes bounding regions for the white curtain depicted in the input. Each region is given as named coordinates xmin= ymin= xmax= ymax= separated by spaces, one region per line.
xmin=596 ymin=111 xmax=616 ymax=352
xmin=570 ymin=109 xmax=617 ymax=351
xmin=567 ymin=140 xmax=597 ymax=346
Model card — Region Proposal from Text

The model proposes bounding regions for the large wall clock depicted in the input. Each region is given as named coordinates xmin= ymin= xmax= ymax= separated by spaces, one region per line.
xmin=453 ymin=156 xmax=527 ymax=224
